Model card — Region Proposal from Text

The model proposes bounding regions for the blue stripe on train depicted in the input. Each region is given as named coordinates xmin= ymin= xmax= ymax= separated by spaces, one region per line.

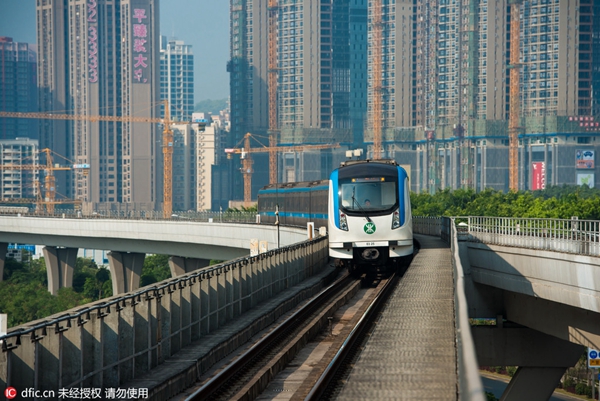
xmin=397 ymin=166 xmax=407 ymax=226
xmin=330 ymin=170 xmax=339 ymax=228
xmin=258 ymin=185 xmax=328 ymax=195
xmin=260 ymin=211 xmax=328 ymax=219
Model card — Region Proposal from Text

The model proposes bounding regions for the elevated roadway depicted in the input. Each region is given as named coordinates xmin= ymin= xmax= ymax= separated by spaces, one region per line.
xmin=0 ymin=214 xmax=310 ymax=295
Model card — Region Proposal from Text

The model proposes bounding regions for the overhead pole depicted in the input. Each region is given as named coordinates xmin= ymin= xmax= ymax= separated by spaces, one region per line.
xmin=242 ymin=133 xmax=254 ymax=206
xmin=509 ymin=0 xmax=522 ymax=191
xmin=372 ymin=0 xmax=383 ymax=160
xmin=268 ymin=0 xmax=279 ymax=184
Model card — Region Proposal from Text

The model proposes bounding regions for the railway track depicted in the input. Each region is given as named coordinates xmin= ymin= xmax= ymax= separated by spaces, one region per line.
xmin=179 ymin=269 xmax=401 ymax=401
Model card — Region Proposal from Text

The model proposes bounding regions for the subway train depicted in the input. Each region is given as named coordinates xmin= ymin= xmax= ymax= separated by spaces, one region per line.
xmin=257 ymin=159 xmax=413 ymax=277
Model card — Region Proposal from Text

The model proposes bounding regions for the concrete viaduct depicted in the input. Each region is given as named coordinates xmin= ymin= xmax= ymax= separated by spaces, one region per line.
xmin=0 ymin=215 xmax=309 ymax=295
xmin=1 ymin=215 xmax=599 ymax=399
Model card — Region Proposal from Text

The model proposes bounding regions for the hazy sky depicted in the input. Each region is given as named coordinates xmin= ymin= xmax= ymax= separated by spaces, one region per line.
xmin=0 ymin=0 xmax=230 ymax=102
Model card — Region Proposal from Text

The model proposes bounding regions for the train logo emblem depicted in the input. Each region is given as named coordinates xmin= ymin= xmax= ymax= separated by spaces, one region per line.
xmin=364 ymin=222 xmax=376 ymax=234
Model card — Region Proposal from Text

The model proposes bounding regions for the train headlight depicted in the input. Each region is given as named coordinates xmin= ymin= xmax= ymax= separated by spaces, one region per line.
xmin=391 ymin=209 xmax=400 ymax=229
xmin=339 ymin=211 xmax=348 ymax=231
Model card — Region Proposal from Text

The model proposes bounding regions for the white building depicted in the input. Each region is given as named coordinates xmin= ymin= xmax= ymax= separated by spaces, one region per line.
xmin=0 ymin=138 xmax=39 ymax=200
xmin=171 ymin=116 xmax=219 ymax=211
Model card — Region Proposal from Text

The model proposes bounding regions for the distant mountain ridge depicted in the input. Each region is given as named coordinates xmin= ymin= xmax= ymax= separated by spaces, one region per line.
xmin=194 ymin=98 xmax=228 ymax=115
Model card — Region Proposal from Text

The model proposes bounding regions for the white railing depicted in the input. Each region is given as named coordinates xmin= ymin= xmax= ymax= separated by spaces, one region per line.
xmin=466 ymin=216 xmax=600 ymax=256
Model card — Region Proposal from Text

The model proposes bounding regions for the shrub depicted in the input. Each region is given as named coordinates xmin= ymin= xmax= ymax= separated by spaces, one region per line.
xmin=574 ymin=382 xmax=588 ymax=395
xmin=485 ymin=392 xmax=498 ymax=401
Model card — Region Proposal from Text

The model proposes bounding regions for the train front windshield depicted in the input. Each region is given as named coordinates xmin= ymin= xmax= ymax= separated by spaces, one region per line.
xmin=339 ymin=176 xmax=398 ymax=213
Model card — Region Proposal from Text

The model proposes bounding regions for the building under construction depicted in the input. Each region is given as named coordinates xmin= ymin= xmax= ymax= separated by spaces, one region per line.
xmin=377 ymin=0 xmax=600 ymax=193
xmin=223 ymin=0 xmax=600 ymax=205
xmin=223 ymin=0 xmax=370 ymax=203
xmin=37 ymin=1 xmax=161 ymax=210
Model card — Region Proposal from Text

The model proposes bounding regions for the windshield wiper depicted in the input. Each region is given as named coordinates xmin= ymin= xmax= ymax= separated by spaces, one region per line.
xmin=351 ymin=188 xmax=372 ymax=223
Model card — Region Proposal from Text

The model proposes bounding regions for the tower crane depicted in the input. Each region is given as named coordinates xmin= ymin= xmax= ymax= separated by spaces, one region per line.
xmin=0 ymin=148 xmax=89 ymax=214
xmin=508 ymin=0 xmax=523 ymax=191
xmin=225 ymin=133 xmax=340 ymax=205
xmin=0 ymin=100 xmax=206 ymax=217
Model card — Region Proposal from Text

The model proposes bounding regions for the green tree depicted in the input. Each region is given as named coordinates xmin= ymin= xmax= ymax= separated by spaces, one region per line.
xmin=140 ymin=254 xmax=171 ymax=287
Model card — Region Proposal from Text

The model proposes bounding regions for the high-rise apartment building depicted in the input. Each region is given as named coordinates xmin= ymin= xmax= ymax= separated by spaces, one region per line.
xmin=0 ymin=37 xmax=38 ymax=141
xmin=377 ymin=0 xmax=600 ymax=193
xmin=171 ymin=116 xmax=219 ymax=212
xmin=160 ymin=36 xmax=194 ymax=122
xmin=225 ymin=0 xmax=367 ymax=202
xmin=0 ymin=138 xmax=39 ymax=200
xmin=36 ymin=0 xmax=161 ymax=210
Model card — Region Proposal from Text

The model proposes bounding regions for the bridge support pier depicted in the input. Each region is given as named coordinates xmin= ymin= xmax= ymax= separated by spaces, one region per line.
xmin=43 ymin=246 xmax=78 ymax=295
xmin=0 ymin=242 xmax=7 ymax=281
xmin=107 ymin=251 xmax=145 ymax=295
xmin=473 ymin=324 xmax=584 ymax=401
xmin=168 ymin=256 xmax=210 ymax=276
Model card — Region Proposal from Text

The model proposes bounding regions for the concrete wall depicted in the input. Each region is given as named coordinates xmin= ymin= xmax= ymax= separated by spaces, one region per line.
xmin=0 ymin=237 xmax=329 ymax=392
xmin=0 ymin=216 xmax=309 ymax=260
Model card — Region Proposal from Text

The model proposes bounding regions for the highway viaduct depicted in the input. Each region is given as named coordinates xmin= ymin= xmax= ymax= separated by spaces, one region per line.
xmin=0 ymin=215 xmax=310 ymax=295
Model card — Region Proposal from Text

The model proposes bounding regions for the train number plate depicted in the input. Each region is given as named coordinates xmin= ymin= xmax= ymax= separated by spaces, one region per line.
xmin=354 ymin=241 xmax=388 ymax=247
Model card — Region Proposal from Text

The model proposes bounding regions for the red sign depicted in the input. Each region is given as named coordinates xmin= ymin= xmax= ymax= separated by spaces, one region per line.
xmin=532 ymin=162 xmax=545 ymax=190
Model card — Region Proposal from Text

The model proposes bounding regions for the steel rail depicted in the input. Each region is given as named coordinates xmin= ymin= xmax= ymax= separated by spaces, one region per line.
xmin=185 ymin=272 xmax=351 ymax=400
xmin=304 ymin=272 xmax=399 ymax=400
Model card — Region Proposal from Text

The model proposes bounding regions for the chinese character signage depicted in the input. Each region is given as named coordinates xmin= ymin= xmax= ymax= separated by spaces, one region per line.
xmin=87 ymin=0 xmax=99 ymax=83
xmin=576 ymin=149 xmax=595 ymax=169
xmin=132 ymin=5 xmax=151 ymax=83
xmin=531 ymin=162 xmax=545 ymax=191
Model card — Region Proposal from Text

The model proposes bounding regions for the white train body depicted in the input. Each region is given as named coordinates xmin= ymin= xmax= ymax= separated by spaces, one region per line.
xmin=328 ymin=160 xmax=413 ymax=275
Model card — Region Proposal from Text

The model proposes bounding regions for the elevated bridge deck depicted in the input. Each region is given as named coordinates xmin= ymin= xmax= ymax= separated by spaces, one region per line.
xmin=338 ymin=234 xmax=457 ymax=400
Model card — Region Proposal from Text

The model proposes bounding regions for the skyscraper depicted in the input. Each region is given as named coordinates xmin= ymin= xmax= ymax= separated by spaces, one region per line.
xmin=0 ymin=138 xmax=39 ymax=200
xmin=225 ymin=0 xmax=366 ymax=202
xmin=36 ymin=0 xmax=161 ymax=210
xmin=0 ymin=37 xmax=38 ymax=141
xmin=160 ymin=36 xmax=194 ymax=122
xmin=377 ymin=0 xmax=600 ymax=192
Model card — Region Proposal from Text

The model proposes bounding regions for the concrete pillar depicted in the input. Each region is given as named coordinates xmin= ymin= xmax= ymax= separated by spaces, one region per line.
xmin=473 ymin=325 xmax=585 ymax=401
xmin=107 ymin=251 xmax=145 ymax=295
xmin=61 ymin=318 xmax=81 ymax=388
xmin=43 ymin=246 xmax=78 ymax=295
xmin=38 ymin=326 xmax=60 ymax=391
xmin=200 ymin=273 xmax=210 ymax=335
xmin=189 ymin=276 xmax=201 ymax=341
xmin=82 ymin=311 xmax=103 ymax=388
xmin=168 ymin=256 xmax=210 ymax=277
xmin=217 ymin=267 xmax=226 ymax=326
xmin=0 ymin=242 xmax=8 ymax=281
xmin=159 ymin=291 xmax=172 ymax=363
xmin=133 ymin=296 xmax=152 ymax=376
xmin=170 ymin=286 xmax=181 ymax=354
xmin=102 ymin=306 xmax=120 ymax=387
xmin=119 ymin=303 xmax=134 ymax=384
xmin=501 ymin=367 xmax=568 ymax=401
xmin=208 ymin=271 xmax=218 ymax=332
xmin=180 ymin=281 xmax=192 ymax=348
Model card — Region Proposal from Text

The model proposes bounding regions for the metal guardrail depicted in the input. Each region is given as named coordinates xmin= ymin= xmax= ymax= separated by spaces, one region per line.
xmin=0 ymin=208 xmax=259 ymax=223
xmin=465 ymin=216 xmax=600 ymax=256
xmin=0 ymin=236 xmax=329 ymax=394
